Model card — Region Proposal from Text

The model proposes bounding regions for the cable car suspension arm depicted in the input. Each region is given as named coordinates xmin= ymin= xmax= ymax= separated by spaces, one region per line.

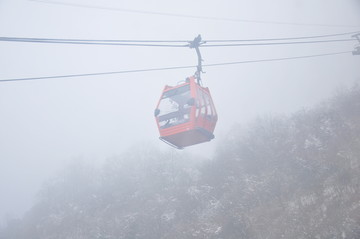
xmin=352 ymin=33 xmax=360 ymax=55
xmin=189 ymin=35 xmax=206 ymax=84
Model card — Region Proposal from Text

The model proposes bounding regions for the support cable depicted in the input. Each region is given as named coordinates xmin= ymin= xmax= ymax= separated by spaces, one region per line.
xmin=0 ymin=38 xmax=188 ymax=47
xmin=205 ymin=31 xmax=360 ymax=42
xmin=28 ymin=0 xmax=360 ymax=28
xmin=0 ymin=37 xmax=356 ymax=47
xmin=1 ymin=31 xmax=358 ymax=44
xmin=0 ymin=51 xmax=351 ymax=83
xmin=201 ymin=39 xmax=356 ymax=47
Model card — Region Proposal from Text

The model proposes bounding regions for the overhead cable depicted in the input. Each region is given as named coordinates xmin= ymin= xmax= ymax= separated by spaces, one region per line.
xmin=0 ymin=37 xmax=189 ymax=43
xmin=0 ymin=51 xmax=351 ymax=83
xmin=0 ymin=37 xmax=356 ymax=47
xmin=28 ymin=0 xmax=360 ymax=28
xmin=1 ymin=30 xmax=359 ymax=45
xmin=0 ymin=38 xmax=187 ymax=47
xmin=201 ymin=39 xmax=356 ymax=47
xmin=205 ymin=31 xmax=360 ymax=42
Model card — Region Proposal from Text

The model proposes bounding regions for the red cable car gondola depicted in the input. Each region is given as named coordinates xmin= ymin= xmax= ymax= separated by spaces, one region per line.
xmin=154 ymin=76 xmax=217 ymax=149
xmin=154 ymin=35 xmax=217 ymax=149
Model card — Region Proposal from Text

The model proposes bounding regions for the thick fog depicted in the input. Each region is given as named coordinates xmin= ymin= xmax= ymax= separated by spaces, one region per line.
xmin=0 ymin=0 xmax=359 ymax=227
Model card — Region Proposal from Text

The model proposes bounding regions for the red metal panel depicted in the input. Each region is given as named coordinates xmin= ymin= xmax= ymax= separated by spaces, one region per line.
xmin=155 ymin=76 xmax=217 ymax=149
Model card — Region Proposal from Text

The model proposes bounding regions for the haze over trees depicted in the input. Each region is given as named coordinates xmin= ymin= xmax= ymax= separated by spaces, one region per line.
xmin=1 ymin=85 xmax=359 ymax=238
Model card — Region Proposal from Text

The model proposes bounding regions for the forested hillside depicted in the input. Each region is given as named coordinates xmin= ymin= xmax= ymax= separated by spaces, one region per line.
xmin=1 ymin=86 xmax=359 ymax=239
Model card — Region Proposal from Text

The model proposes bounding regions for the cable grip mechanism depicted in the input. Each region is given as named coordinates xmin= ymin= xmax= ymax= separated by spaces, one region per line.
xmin=352 ymin=33 xmax=360 ymax=56
xmin=189 ymin=35 xmax=206 ymax=85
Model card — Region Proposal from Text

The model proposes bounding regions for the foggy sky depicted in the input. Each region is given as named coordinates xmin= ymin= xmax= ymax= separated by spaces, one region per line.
xmin=0 ymin=0 xmax=359 ymax=224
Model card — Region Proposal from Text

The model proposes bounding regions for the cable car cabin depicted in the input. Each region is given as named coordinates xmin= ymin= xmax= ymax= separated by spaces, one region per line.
xmin=154 ymin=76 xmax=218 ymax=149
